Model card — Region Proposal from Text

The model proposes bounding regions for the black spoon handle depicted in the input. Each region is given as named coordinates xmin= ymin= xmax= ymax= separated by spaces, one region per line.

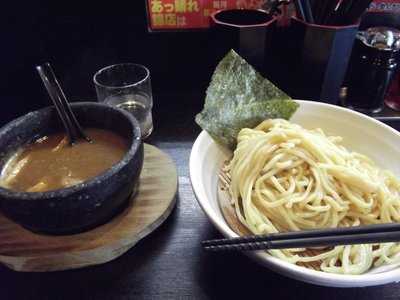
xmin=36 ymin=63 xmax=91 ymax=145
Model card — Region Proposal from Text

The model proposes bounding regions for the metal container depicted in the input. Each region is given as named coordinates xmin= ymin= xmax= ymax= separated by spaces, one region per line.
xmin=346 ymin=27 xmax=400 ymax=113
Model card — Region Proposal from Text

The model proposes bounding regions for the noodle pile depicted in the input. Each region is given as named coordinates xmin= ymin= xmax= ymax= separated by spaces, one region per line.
xmin=227 ymin=119 xmax=400 ymax=274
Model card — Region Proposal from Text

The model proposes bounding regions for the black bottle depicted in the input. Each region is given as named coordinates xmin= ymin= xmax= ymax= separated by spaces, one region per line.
xmin=346 ymin=27 xmax=400 ymax=113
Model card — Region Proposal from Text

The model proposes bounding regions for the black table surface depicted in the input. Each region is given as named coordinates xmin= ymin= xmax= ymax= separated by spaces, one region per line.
xmin=1 ymin=92 xmax=400 ymax=300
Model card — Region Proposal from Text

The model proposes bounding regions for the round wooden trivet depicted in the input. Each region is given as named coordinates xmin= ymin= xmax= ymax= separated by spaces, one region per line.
xmin=0 ymin=143 xmax=177 ymax=272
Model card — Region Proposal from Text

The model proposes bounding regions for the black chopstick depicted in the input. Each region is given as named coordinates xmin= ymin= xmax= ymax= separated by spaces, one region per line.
xmin=337 ymin=0 xmax=355 ymax=24
xmin=311 ymin=0 xmax=322 ymax=23
xmin=320 ymin=0 xmax=341 ymax=25
xmin=325 ymin=0 xmax=343 ymax=25
xmin=294 ymin=0 xmax=306 ymax=21
xmin=346 ymin=0 xmax=373 ymax=24
xmin=310 ymin=0 xmax=367 ymax=26
xmin=202 ymin=223 xmax=400 ymax=252
xmin=301 ymin=0 xmax=315 ymax=23
xmin=315 ymin=0 xmax=330 ymax=24
xmin=204 ymin=223 xmax=400 ymax=246
xmin=203 ymin=231 xmax=400 ymax=252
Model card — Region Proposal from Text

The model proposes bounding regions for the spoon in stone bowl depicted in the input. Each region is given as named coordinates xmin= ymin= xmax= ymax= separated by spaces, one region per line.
xmin=36 ymin=62 xmax=91 ymax=145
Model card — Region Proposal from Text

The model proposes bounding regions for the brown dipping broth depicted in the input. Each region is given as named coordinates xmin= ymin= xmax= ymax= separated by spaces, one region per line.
xmin=0 ymin=128 xmax=128 ymax=192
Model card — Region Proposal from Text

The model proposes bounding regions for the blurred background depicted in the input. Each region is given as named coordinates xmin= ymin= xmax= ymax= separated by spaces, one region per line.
xmin=2 ymin=1 xmax=398 ymax=126
xmin=0 ymin=2 xmax=222 ymax=126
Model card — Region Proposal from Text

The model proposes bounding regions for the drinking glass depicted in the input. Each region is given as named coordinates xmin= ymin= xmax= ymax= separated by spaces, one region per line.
xmin=94 ymin=63 xmax=153 ymax=138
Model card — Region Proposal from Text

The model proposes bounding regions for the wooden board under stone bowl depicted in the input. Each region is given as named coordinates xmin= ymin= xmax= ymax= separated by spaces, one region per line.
xmin=0 ymin=143 xmax=178 ymax=272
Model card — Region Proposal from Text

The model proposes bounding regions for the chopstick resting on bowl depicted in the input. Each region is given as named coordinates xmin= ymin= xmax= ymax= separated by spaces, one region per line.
xmin=202 ymin=223 xmax=400 ymax=252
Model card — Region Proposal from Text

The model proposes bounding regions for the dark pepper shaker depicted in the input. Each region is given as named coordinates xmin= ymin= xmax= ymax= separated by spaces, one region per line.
xmin=346 ymin=27 xmax=400 ymax=113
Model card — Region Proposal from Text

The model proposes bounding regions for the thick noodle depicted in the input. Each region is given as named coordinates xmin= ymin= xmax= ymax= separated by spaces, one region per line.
xmin=228 ymin=119 xmax=400 ymax=274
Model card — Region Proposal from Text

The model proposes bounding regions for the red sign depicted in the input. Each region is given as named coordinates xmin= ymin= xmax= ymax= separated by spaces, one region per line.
xmin=147 ymin=0 xmax=268 ymax=30
xmin=147 ymin=0 xmax=400 ymax=30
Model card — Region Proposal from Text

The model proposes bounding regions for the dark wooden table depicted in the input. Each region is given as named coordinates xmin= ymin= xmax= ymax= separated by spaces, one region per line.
xmin=1 ymin=92 xmax=400 ymax=300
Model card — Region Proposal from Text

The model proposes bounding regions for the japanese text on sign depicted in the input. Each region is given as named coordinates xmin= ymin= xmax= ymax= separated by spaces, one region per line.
xmin=147 ymin=0 xmax=268 ymax=30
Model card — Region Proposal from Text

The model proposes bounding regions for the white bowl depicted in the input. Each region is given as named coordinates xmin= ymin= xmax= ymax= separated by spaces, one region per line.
xmin=190 ymin=100 xmax=400 ymax=287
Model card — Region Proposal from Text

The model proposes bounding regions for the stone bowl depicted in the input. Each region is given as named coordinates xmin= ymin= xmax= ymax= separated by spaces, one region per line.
xmin=0 ymin=102 xmax=143 ymax=234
